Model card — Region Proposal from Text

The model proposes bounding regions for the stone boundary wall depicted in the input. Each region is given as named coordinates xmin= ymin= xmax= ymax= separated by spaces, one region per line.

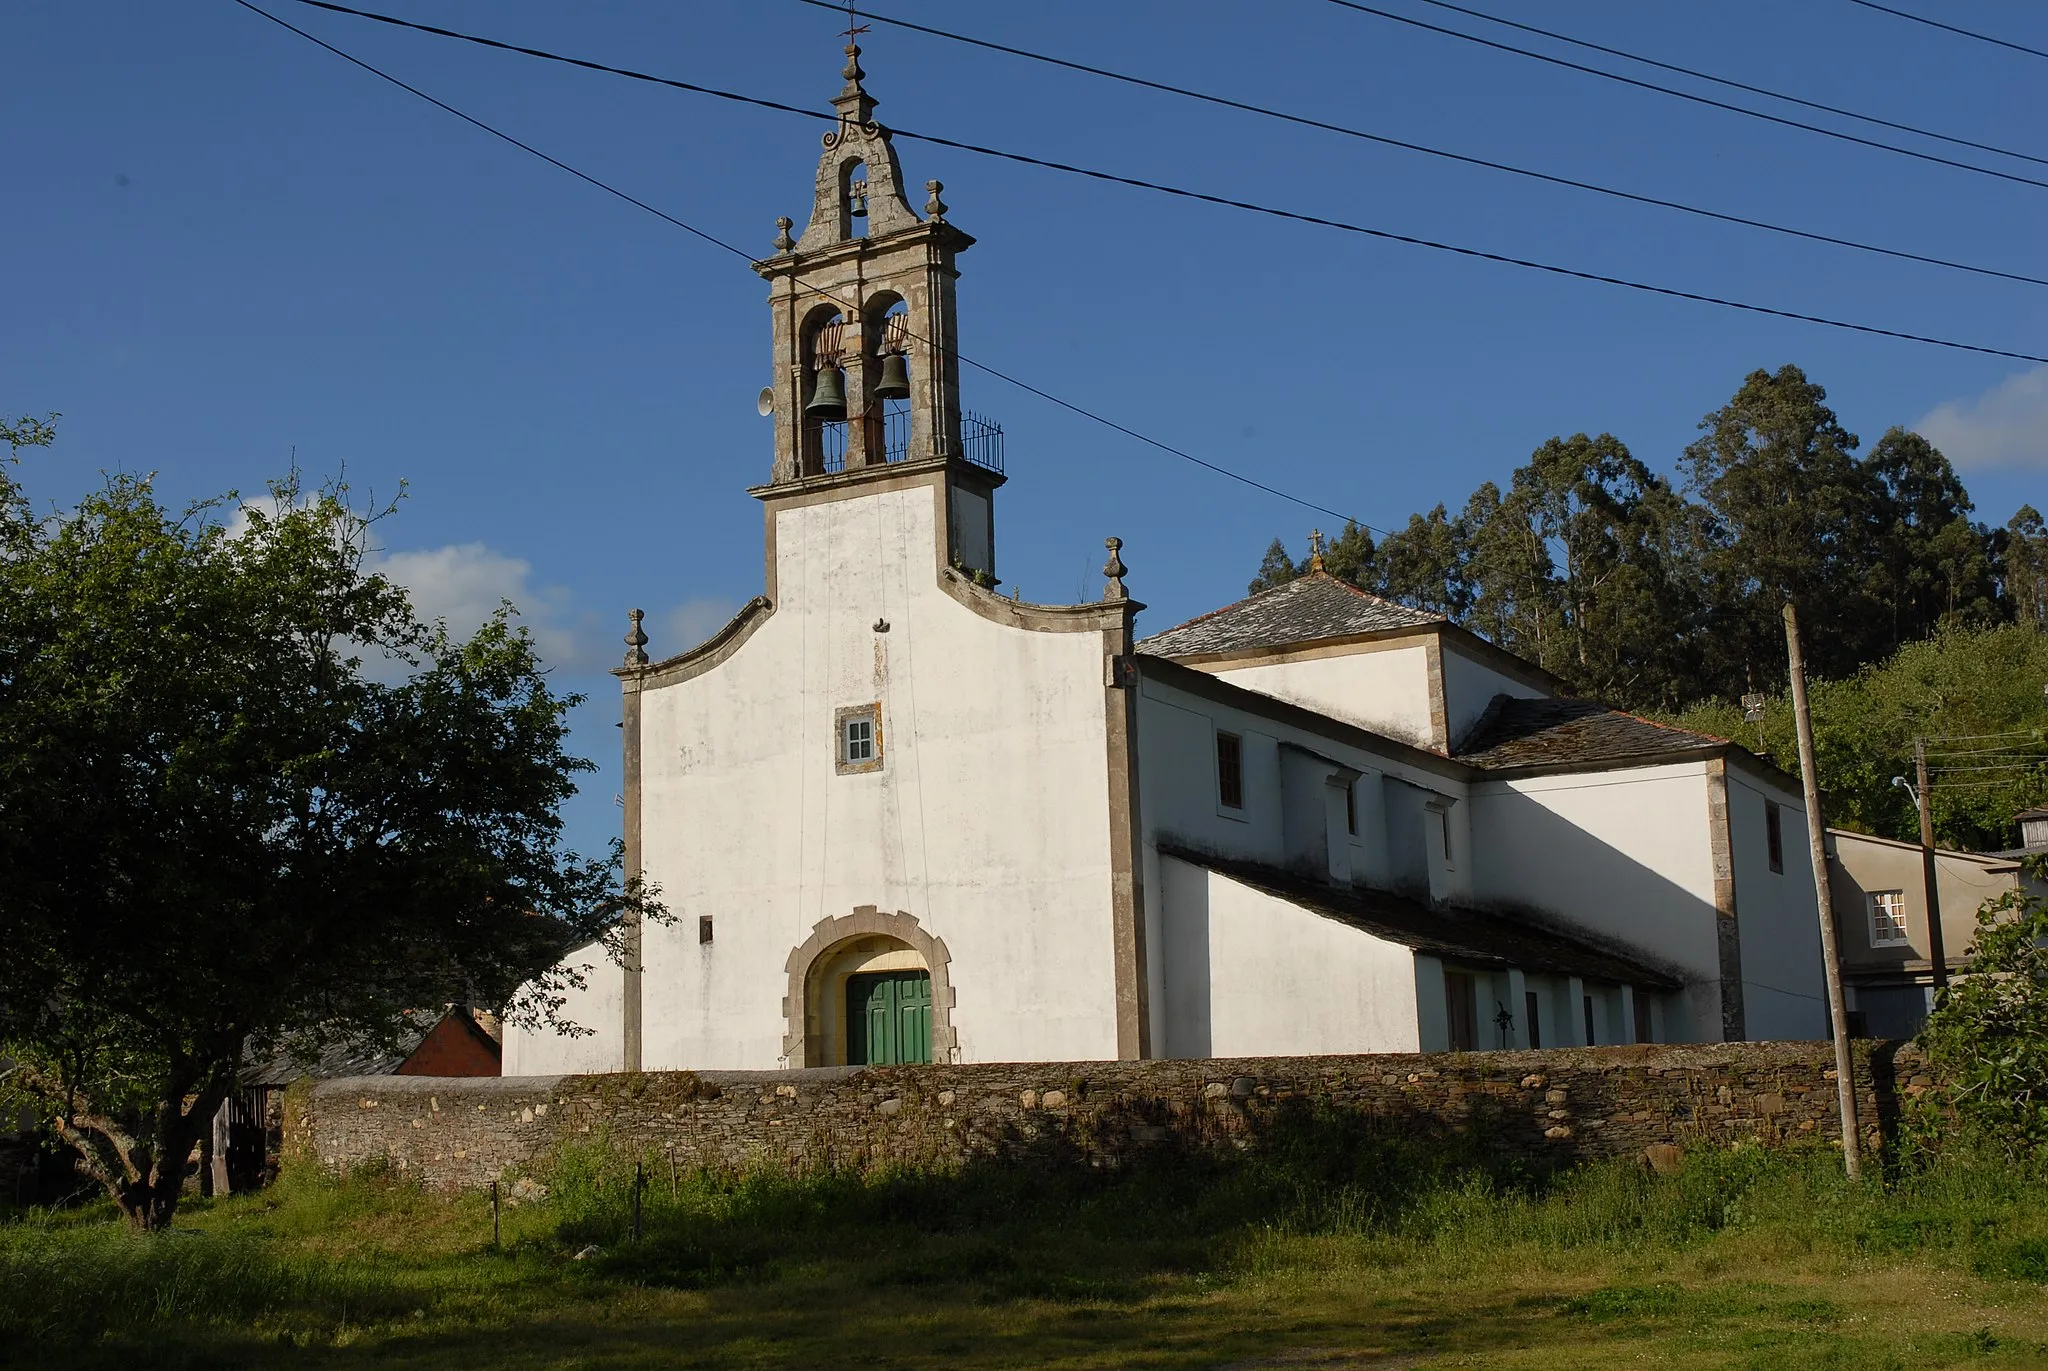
xmin=287 ymin=1041 xmax=1919 ymax=1192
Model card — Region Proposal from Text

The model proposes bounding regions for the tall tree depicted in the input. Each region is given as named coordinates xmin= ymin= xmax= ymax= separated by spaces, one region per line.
xmin=0 ymin=450 xmax=660 ymax=1230
xmin=1372 ymin=504 xmax=1469 ymax=619
xmin=1865 ymin=426 xmax=1996 ymax=636
xmin=1680 ymin=364 xmax=1884 ymax=696
xmin=2002 ymin=505 xmax=2048 ymax=630
xmin=1247 ymin=537 xmax=1300 ymax=595
xmin=1321 ymin=519 xmax=1377 ymax=589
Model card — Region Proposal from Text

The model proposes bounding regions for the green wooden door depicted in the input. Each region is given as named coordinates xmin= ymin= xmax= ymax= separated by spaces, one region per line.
xmin=846 ymin=971 xmax=933 ymax=1065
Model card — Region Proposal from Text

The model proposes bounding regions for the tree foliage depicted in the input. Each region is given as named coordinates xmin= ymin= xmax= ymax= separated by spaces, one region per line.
xmin=1915 ymin=886 xmax=2048 ymax=1158
xmin=0 ymin=433 xmax=658 ymax=1229
xmin=1246 ymin=364 xmax=2023 ymax=712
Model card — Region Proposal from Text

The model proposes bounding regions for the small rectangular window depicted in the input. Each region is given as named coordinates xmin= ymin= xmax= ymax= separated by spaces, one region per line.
xmin=1765 ymin=800 xmax=1784 ymax=874
xmin=1431 ymin=806 xmax=1454 ymax=869
xmin=1525 ymin=989 xmax=1542 ymax=1049
xmin=1870 ymin=890 xmax=1910 ymax=946
xmin=1216 ymin=731 xmax=1243 ymax=810
xmin=1344 ymin=781 xmax=1357 ymax=836
xmin=698 ymin=915 xmax=714 ymax=945
xmin=1633 ymin=989 xmax=1653 ymax=1044
xmin=1583 ymin=994 xmax=1597 ymax=1047
xmin=834 ymin=703 xmax=883 ymax=775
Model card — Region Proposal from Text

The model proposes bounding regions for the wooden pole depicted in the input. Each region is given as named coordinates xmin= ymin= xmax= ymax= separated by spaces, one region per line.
xmin=490 ymin=1180 xmax=500 ymax=1248
xmin=1784 ymin=600 xmax=1861 ymax=1179
xmin=1914 ymin=740 xmax=1950 ymax=990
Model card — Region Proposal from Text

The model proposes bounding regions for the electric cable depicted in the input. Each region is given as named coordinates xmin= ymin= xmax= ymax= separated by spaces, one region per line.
xmin=1405 ymin=0 xmax=2048 ymax=168
xmin=229 ymin=0 xmax=1379 ymax=529
xmin=791 ymin=0 xmax=2048 ymax=291
xmin=1842 ymin=0 xmax=2048 ymax=63
xmin=1321 ymin=0 xmax=2048 ymax=193
xmin=254 ymin=0 xmax=2048 ymax=367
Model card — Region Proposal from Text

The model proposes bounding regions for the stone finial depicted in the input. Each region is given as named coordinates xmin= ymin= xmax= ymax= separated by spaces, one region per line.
xmin=924 ymin=180 xmax=947 ymax=222
xmin=834 ymin=41 xmax=877 ymax=125
xmin=1103 ymin=536 xmax=1128 ymax=601
xmin=623 ymin=607 xmax=649 ymax=666
xmin=1307 ymin=528 xmax=1326 ymax=574
xmin=773 ymin=216 xmax=795 ymax=252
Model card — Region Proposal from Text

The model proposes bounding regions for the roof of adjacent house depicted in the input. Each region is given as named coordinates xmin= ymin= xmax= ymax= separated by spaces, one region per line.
xmin=1137 ymin=571 xmax=1442 ymax=659
xmin=243 ymin=1008 xmax=492 ymax=1087
xmin=1163 ymin=846 xmax=1682 ymax=989
xmin=1455 ymin=694 xmax=1727 ymax=772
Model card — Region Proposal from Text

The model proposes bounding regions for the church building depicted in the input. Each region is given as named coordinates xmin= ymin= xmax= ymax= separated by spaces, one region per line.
xmin=504 ymin=47 xmax=1829 ymax=1076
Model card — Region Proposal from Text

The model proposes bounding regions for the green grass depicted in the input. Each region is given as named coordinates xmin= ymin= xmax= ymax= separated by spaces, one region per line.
xmin=4 ymin=1122 xmax=2047 ymax=1369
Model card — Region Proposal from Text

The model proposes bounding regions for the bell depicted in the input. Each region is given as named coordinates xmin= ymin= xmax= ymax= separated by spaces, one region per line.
xmin=873 ymin=352 xmax=911 ymax=401
xmin=805 ymin=366 xmax=847 ymax=420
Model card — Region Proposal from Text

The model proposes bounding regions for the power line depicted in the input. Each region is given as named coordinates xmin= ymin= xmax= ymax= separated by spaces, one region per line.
xmin=1409 ymin=0 xmax=2048 ymax=168
xmin=792 ymin=1 xmax=2048 ymax=291
xmin=262 ymin=0 xmax=2048 ymax=367
xmin=1322 ymin=0 xmax=2048 ymax=193
xmin=1842 ymin=0 xmax=2048 ymax=63
xmin=227 ymin=0 xmax=1375 ymax=529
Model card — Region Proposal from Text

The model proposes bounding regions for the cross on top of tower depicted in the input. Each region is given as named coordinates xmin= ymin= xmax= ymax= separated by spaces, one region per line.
xmin=1307 ymin=529 xmax=1327 ymax=573
xmin=839 ymin=0 xmax=869 ymax=45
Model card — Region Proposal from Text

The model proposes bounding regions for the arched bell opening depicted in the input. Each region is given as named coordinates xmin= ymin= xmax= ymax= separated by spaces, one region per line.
xmin=863 ymin=292 xmax=912 ymax=464
xmin=799 ymin=305 xmax=849 ymax=475
xmin=839 ymin=158 xmax=869 ymax=241
xmin=782 ymin=907 xmax=956 ymax=1068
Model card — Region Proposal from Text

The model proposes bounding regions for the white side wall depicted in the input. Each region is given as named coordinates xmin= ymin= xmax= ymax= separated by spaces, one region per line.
xmin=632 ymin=483 xmax=1119 ymax=1068
xmin=1468 ymin=762 xmax=1726 ymax=1042
xmin=1157 ymin=857 xmax=1421 ymax=1058
xmin=1212 ymin=645 xmax=1437 ymax=751
xmin=1438 ymin=639 xmax=1549 ymax=748
xmin=1725 ymin=770 xmax=1828 ymax=1041
xmin=502 ymin=942 xmax=622 ymax=1076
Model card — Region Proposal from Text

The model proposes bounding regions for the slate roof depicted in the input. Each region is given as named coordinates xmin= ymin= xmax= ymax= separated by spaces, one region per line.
xmin=1138 ymin=571 xmax=1442 ymax=659
xmin=1164 ymin=846 xmax=1681 ymax=989
xmin=1455 ymin=695 xmax=1727 ymax=772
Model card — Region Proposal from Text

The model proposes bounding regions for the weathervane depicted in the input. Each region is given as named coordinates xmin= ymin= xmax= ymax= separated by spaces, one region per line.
xmin=841 ymin=0 xmax=869 ymax=44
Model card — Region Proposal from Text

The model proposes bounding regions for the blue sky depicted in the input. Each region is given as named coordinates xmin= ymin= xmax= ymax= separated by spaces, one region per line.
xmin=9 ymin=0 xmax=2047 ymax=859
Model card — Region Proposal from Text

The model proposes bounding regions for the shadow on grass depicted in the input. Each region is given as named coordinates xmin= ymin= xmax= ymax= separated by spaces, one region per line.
xmin=7 ymin=1107 xmax=2048 ymax=1371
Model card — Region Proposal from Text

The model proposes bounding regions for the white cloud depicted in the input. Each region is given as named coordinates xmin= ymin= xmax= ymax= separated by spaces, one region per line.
xmin=1915 ymin=366 xmax=2048 ymax=469
xmin=374 ymin=542 xmax=603 ymax=671
xmin=660 ymin=597 xmax=742 ymax=654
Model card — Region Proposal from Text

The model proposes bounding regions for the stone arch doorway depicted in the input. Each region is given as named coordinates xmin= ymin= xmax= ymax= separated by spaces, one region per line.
xmin=783 ymin=906 xmax=956 ymax=1067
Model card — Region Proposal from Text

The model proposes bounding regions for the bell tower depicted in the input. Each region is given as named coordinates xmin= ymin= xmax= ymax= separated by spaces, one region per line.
xmin=752 ymin=40 xmax=1002 ymax=578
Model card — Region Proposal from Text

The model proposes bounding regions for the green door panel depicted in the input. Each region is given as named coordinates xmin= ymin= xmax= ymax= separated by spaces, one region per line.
xmin=845 ymin=970 xmax=934 ymax=1065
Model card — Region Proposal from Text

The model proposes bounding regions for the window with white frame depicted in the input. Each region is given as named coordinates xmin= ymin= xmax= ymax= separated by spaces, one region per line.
xmin=835 ymin=703 xmax=883 ymax=775
xmin=1869 ymin=890 xmax=1909 ymax=946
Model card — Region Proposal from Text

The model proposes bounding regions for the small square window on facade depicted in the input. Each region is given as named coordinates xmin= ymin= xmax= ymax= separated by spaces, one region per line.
xmin=698 ymin=915 xmax=715 ymax=945
xmin=1765 ymin=800 xmax=1784 ymax=873
xmin=835 ymin=703 xmax=883 ymax=775
xmin=1216 ymin=731 xmax=1244 ymax=810
xmin=1869 ymin=890 xmax=1909 ymax=946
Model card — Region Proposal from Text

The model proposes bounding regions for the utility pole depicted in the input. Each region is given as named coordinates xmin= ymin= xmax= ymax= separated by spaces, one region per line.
xmin=1913 ymin=740 xmax=1949 ymax=991
xmin=1784 ymin=599 xmax=1862 ymax=1180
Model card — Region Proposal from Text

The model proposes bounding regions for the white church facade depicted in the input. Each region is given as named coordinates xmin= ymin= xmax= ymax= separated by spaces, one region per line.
xmin=505 ymin=48 xmax=1828 ymax=1076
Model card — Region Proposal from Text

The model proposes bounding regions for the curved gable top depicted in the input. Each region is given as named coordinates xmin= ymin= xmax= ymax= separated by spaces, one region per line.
xmin=1137 ymin=571 xmax=1442 ymax=660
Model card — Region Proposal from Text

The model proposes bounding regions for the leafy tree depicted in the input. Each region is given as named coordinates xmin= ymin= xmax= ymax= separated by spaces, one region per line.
xmin=2003 ymin=505 xmax=2048 ymax=631
xmin=1373 ymin=504 xmax=1469 ymax=619
xmin=1247 ymin=537 xmax=1299 ymax=595
xmin=1664 ymin=625 xmax=2048 ymax=851
xmin=1321 ymin=519 xmax=1377 ymax=589
xmin=0 ymin=445 xmax=658 ymax=1230
xmin=1915 ymin=886 xmax=2048 ymax=1158
xmin=1865 ymin=427 xmax=1996 ymax=637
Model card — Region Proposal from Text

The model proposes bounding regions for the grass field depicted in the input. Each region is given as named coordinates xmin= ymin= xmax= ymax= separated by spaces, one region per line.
xmin=4 ymin=1123 xmax=2047 ymax=1370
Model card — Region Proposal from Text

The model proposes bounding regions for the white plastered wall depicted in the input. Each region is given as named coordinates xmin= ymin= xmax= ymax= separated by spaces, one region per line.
xmin=1210 ymin=644 xmax=1437 ymax=751
xmin=625 ymin=482 xmax=1119 ymax=1068
xmin=1724 ymin=769 xmax=1828 ymax=1040
xmin=501 ymin=941 xmax=622 ymax=1075
xmin=1467 ymin=762 xmax=1725 ymax=1041
xmin=1156 ymin=856 xmax=1421 ymax=1058
xmin=1437 ymin=639 xmax=1550 ymax=747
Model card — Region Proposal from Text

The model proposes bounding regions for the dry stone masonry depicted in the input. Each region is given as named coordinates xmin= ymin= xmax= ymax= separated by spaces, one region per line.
xmin=289 ymin=1042 xmax=1913 ymax=1191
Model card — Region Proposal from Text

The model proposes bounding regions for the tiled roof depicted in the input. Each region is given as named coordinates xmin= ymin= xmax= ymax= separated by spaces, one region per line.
xmin=1165 ymin=847 xmax=1681 ymax=988
xmin=1456 ymin=695 xmax=1726 ymax=771
xmin=1138 ymin=571 xmax=1442 ymax=659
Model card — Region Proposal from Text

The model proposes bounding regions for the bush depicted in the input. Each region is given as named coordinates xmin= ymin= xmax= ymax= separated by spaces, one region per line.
xmin=1915 ymin=886 xmax=2048 ymax=1157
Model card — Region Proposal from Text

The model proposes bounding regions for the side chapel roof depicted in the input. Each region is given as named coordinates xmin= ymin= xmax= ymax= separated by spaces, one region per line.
xmin=1455 ymin=695 xmax=1728 ymax=772
xmin=1164 ymin=846 xmax=1682 ymax=988
xmin=1137 ymin=571 xmax=1442 ymax=659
